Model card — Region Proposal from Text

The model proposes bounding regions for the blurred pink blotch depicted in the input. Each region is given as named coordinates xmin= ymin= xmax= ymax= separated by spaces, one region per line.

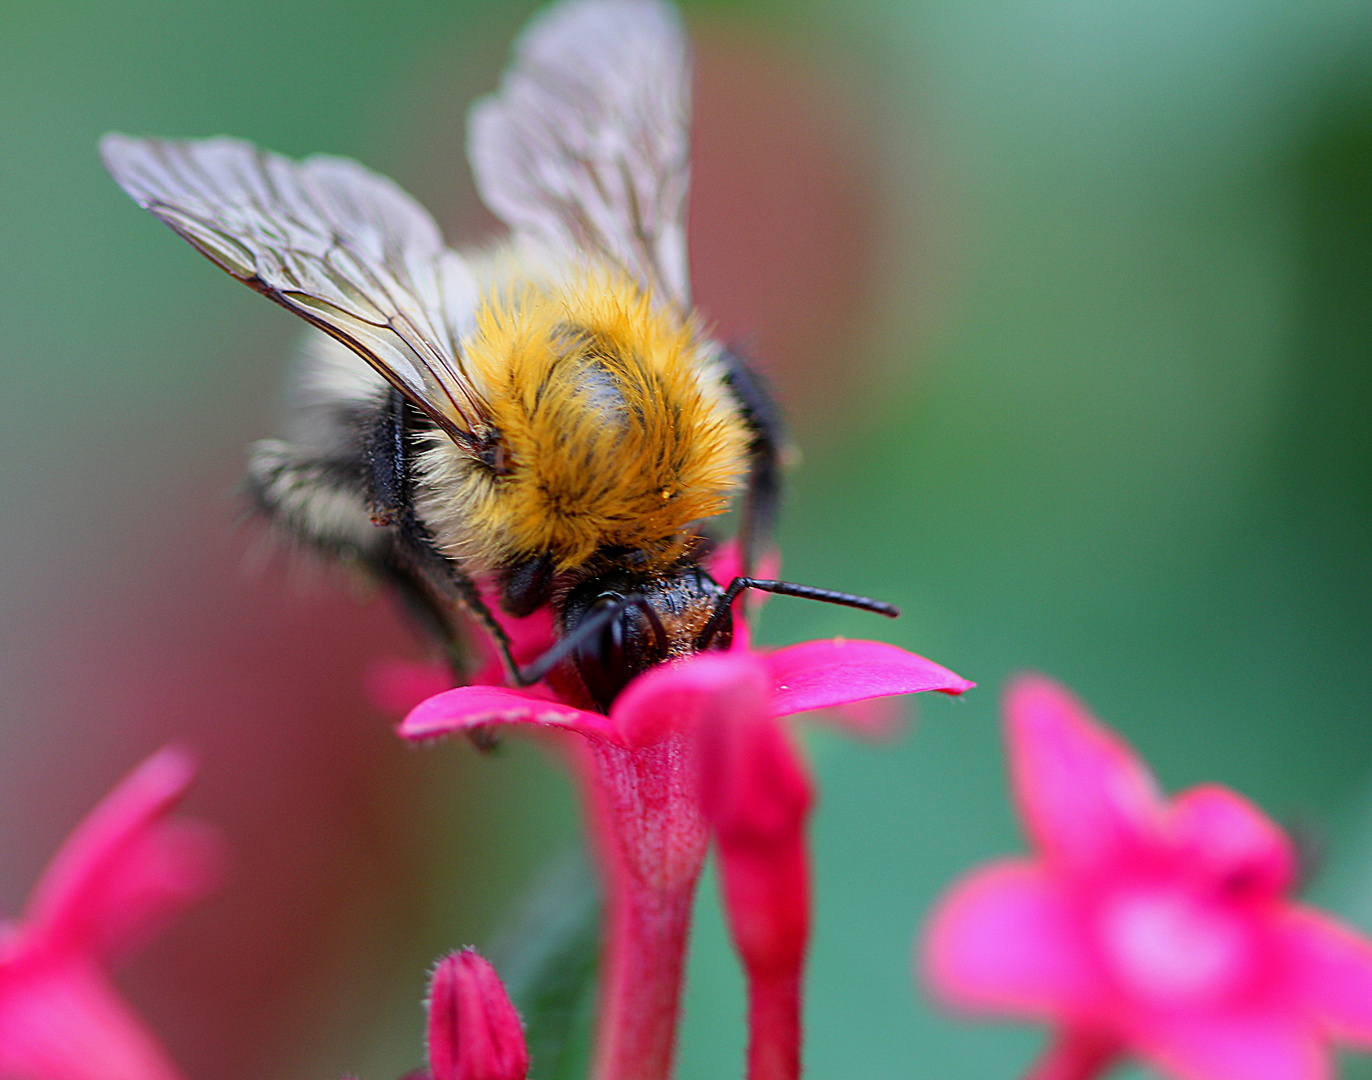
xmin=362 ymin=579 xmax=561 ymax=716
xmin=922 ymin=675 xmax=1372 ymax=1080
xmin=426 ymin=949 xmax=528 ymax=1080
xmin=364 ymin=659 xmax=457 ymax=717
xmin=0 ymin=746 xmax=223 ymax=1080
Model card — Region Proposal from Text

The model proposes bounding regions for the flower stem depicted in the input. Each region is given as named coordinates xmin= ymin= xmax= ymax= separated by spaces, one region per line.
xmin=745 ymin=969 xmax=801 ymax=1080
xmin=1023 ymin=1028 xmax=1121 ymax=1080
xmin=595 ymin=870 xmax=696 ymax=1080
xmin=587 ymin=735 xmax=709 ymax=1080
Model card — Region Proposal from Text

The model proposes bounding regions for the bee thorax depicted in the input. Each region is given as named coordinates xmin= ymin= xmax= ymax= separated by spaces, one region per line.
xmin=414 ymin=267 xmax=750 ymax=575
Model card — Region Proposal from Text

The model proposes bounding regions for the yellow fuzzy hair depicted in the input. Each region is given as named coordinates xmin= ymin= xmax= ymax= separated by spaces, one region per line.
xmin=415 ymin=268 xmax=750 ymax=574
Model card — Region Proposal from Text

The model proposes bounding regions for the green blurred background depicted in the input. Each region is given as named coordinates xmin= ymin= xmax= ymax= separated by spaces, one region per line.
xmin=2 ymin=0 xmax=1371 ymax=1078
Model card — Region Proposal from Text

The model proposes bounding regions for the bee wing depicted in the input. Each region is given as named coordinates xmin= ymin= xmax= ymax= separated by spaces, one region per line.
xmin=469 ymin=0 xmax=693 ymax=307
xmin=101 ymin=133 xmax=486 ymax=441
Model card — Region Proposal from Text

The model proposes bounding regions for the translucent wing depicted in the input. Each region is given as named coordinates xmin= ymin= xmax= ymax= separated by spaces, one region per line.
xmin=100 ymin=133 xmax=486 ymax=441
xmin=469 ymin=0 xmax=692 ymax=307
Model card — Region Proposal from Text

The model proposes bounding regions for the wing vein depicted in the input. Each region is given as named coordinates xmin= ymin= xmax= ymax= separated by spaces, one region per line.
xmin=101 ymin=132 xmax=489 ymax=445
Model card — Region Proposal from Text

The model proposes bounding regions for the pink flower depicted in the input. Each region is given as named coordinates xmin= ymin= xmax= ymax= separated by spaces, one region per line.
xmin=0 ymin=746 xmax=223 ymax=1080
xmin=921 ymin=675 xmax=1372 ymax=1080
xmin=426 ymin=949 xmax=529 ymax=1080
xmin=403 ymin=630 xmax=971 ymax=1080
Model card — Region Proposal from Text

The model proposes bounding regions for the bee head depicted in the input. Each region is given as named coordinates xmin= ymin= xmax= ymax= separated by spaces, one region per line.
xmin=517 ymin=562 xmax=897 ymax=713
xmin=559 ymin=565 xmax=732 ymax=712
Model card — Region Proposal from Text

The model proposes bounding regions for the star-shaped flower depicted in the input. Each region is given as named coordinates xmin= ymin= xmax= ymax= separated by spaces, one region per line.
xmin=0 ymin=746 xmax=222 ymax=1080
xmin=404 ymin=628 xmax=970 ymax=1080
xmin=922 ymin=675 xmax=1372 ymax=1080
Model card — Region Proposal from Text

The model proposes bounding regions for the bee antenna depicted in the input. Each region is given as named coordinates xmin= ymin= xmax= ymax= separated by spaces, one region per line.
xmin=695 ymin=577 xmax=900 ymax=652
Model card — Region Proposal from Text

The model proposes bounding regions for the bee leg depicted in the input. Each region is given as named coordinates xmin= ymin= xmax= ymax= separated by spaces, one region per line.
xmin=720 ymin=347 xmax=785 ymax=576
xmin=365 ymin=389 xmax=523 ymax=688
xmin=366 ymin=541 xmax=466 ymax=675
xmin=369 ymin=535 xmax=509 ymax=750
xmin=388 ymin=523 xmax=520 ymax=687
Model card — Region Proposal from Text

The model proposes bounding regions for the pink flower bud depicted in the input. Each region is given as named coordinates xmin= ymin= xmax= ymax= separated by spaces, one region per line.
xmin=426 ymin=949 xmax=528 ymax=1080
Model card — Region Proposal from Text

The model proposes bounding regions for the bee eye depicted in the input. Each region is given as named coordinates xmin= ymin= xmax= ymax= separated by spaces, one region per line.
xmin=574 ymin=596 xmax=633 ymax=713
xmin=560 ymin=577 xmax=674 ymax=713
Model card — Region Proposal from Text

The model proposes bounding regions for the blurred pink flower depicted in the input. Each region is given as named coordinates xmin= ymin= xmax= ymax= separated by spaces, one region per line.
xmin=426 ymin=948 xmax=528 ymax=1080
xmin=922 ymin=675 xmax=1372 ymax=1080
xmin=404 ymin=632 xmax=970 ymax=1080
xmin=0 ymin=746 xmax=222 ymax=1080
xmin=362 ymin=584 xmax=558 ymax=718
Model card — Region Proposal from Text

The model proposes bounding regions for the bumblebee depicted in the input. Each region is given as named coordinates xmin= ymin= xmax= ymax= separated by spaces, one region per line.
xmin=101 ymin=0 xmax=895 ymax=712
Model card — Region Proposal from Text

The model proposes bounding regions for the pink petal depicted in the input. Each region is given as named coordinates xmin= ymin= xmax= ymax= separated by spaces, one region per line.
xmin=1004 ymin=675 xmax=1162 ymax=874
xmin=690 ymin=662 xmax=808 ymax=843
xmin=0 ymin=954 xmax=182 ymax=1080
xmin=469 ymin=657 xmax=512 ymax=688
xmin=1168 ymin=786 xmax=1297 ymax=897
xmin=399 ymin=685 xmax=622 ymax=745
xmin=715 ymin=831 xmax=810 ymax=980
xmin=1093 ymin=884 xmax=1266 ymax=1008
xmin=611 ymin=650 xmax=770 ymax=749
xmin=705 ymin=539 xmax=746 ymax=585
xmin=701 ymin=542 xmax=782 ymax=652
xmin=73 ymin=820 xmax=222 ymax=966
xmin=764 ymin=639 xmax=973 ymax=718
xmin=921 ymin=860 xmax=1100 ymax=1017
xmin=1279 ymin=906 xmax=1372 ymax=1045
xmin=703 ymin=540 xmax=781 ymax=588
xmin=24 ymin=746 xmax=221 ymax=962
xmin=702 ymin=696 xmax=812 ymax=988
xmin=1137 ymin=1009 xmax=1327 ymax=1080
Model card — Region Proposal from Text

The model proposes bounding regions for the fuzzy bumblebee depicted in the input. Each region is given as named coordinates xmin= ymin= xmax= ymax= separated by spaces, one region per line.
xmin=101 ymin=0 xmax=893 ymax=712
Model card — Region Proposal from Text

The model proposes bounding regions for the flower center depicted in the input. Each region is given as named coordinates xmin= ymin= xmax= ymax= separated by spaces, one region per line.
xmin=1097 ymin=887 xmax=1256 ymax=1007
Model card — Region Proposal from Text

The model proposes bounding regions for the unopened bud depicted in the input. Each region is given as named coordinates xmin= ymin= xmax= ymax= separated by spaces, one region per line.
xmin=427 ymin=949 xmax=529 ymax=1080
